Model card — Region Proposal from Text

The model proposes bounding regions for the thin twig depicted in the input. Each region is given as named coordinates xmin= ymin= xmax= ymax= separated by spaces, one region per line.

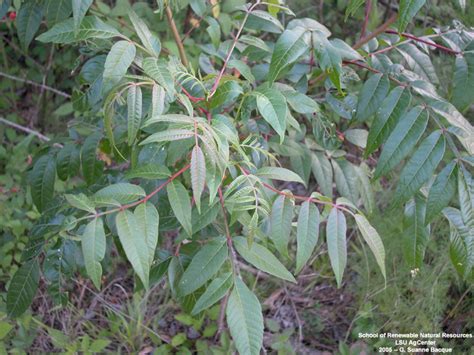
xmin=360 ymin=0 xmax=372 ymax=40
xmin=284 ymin=286 xmax=304 ymax=343
xmin=166 ymin=6 xmax=189 ymax=67
xmin=83 ymin=164 xmax=190 ymax=220
xmin=34 ymin=45 xmax=56 ymax=125
xmin=208 ymin=0 xmax=261 ymax=98
xmin=215 ymin=292 xmax=230 ymax=339
xmin=312 ymin=13 xmax=397 ymax=85
xmin=0 ymin=117 xmax=63 ymax=147
xmin=343 ymin=59 xmax=407 ymax=87
xmin=353 ymin=13 xmax=397 ymax=50
xmin=385 ymin=29 xmax=461 ymax=55
xmin=0 ymin=71 xmax=71 ymax=98
xmin=218 ymin=186 xmax=240 ymax=275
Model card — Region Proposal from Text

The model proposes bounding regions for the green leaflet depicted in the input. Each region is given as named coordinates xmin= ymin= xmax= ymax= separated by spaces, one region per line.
xmin=94 ymin=183 xmax=146 ymax=205
xmin=354 ymin=214 xmax=386 ymax=281
xmin=443 ymin=207 xmax=473 ymax=279
xmin=206 ymin=16 xmax=221 ymax=49
xmin=0 ymin=0 xmax=11 ymax=19
xmin=268 ymin=29 xmax=309 ymax=83
xmin=56 ymin=143 xmax=80 ymax=181
xmin=239 ymin=34 xmax=271 ymax=52
xmin=332 ymin=159 xmax=359 ymax=204
xmin=269 ymin=195 xmax=294 ymax=258
xmin=167 ymin=180 xmax=192 ymax=236
xmin=140 ymin=129 xmax=195 ymax=145
xmin=116 ymin=210 xmax=151 ymax=289
xmin=37 ymin=16 xmax=120 ymax=44
xmin=458 ymin=165 xmax=474 ymax=229
xmin=290 ymin=148 xmax=312 ymax=187
xmin=143 ymin=114 xmax=195 ymax=127
xmin=374 ymin=106 xmax=428 ymax=179
xmin=135 ymin=203 xmax=159 ymax=267
xmin=127 ymin=85 xmax=142 ymax=145
xmin=151 ymin=84 xmax=166 ymax=117
xmin=314 ymin=35 xmax=343 ymax=91
xmin=65 ymin=193 xmax=96 ymax=214
xmin=226 ymin=277 xmax=264 ymax=355
xmin=191 ymin=200 xmax=220 ymax=233
xmin=393 ymin=130 xmax=446 ymax=207
xmin=366 ymin=86 xmax=411 ymax=157
xmin=81 ymin=132 xmax=103 ymax=185
xmin=254 ymin=87 xmax=288 ymax=142
xmin=6 ymin=259 xmax=40 ymax=318
xmin=129 ymin=10 xmax=161 ymax=56
xmin=191 ymin=272 xmax=233 ymax=315
xmin=285 ymin=91 xmax=320 ymax=114
xmin=452 ymin=51 xmax=474 ymax=112
xmin=397 ymin=43 xmax=439 ymax=84
xmin=29 ymin=155 xmax=56 ymax=212
xmin=398 ymin=0 xmax=427 ymax=32
xmin=311 ymin=152 xmax=333 ymax=198
xmin=256 ymin=166 xmax=305 ymax=185
xmin=82 ymin=218 xmax=106 ymax=289
xmin=72 ymin=0 xmax=93 ymax=34
xmin=189 ymin=0 xmax=206 ymax=17
xmin=124 ymin=164 xmax=170 ymax=180
xmin=247 ymin=10 xmax=284 ymax=33
xmin=210 ymin=81 xmax=243 ymax=109
xmin=296 ymin=201 xmax=320 ymax=273
xmin=233 ymin=236 xmax=296 ymax=283
xmin=16 ymin=1 xmax=43 ymax=50
xmin=142 ymin=57 xmax=176 ymax=96
xmin=191 ymin=145 xmax=206 ymax=213
xmin=103 ymin=41 xmax=136 ymax=92
xmin=403 ymin=195 xmax=430 ymax=269
xmin=43 ymin=239 xmax=75 ymax=307
xmin=355 ymin=163 xmax=375 ymax=215
xmin=426 ymin=98 xmax=473 ymax=155
xmin=356 ymin=73 xmax=390 ymax=122
xmin=228 ymin=59 xmax=255 ymax=83
xmin=345 ymin=0 xmax=365 ymax=20
xmin=344 ymin=129 xmax=368 ymax=149
xmin=178 ymin=237 xmax=228 ymax=296
xmin=44 ymin=0 xmax=72 ymax=26
xmin=327 ymin=208 xmax=347 ymax=288
xmin=426 ymin=161 xmax=457 ymax=224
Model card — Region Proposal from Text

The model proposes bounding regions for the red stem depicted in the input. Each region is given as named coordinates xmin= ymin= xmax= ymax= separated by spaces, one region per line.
xmin=385 ymin=29 xmax=461 ymax=55
xmin=238 ymin=167 xmax=352 ymax=213
xmin=360 ymin=0 xmax=372 ymax=40
xmin=343 ymin=59 xmax=407 ymax=87
xmin=180 ymin=84 xmax=205 ymax=103
xmin=208 ymin=1 xmax=261 ymax=98
xmin=91 ymin=164 xmax=190 ymax=219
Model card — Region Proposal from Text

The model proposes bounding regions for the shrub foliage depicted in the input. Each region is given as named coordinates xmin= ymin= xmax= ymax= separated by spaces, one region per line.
xmin=4 ymin=0 xmax=473 ymax=353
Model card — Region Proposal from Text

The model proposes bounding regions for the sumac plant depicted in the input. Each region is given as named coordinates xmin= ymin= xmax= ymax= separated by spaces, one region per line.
xmin=5 ymin=0 xmax=474 ymax=353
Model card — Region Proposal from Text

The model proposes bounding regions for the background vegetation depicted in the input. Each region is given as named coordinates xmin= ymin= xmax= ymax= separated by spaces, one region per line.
xmin=0 ymin=0 xmax=473 ymax=353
